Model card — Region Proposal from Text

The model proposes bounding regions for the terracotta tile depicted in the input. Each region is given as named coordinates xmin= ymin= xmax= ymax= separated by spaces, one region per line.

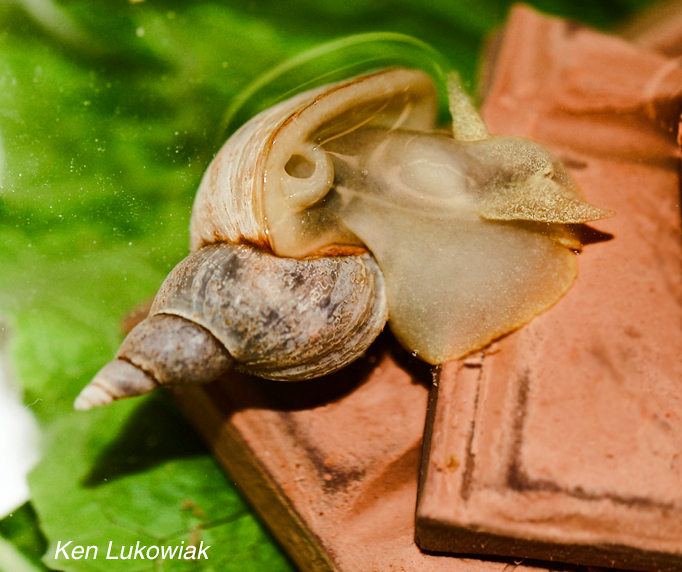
xmin=417 ymin=7 xmax=682 ymax=571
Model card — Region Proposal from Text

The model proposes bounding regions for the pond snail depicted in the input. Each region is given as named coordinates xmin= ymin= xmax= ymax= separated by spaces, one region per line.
xmin=75 ymin=68 xmax=613 ymax=410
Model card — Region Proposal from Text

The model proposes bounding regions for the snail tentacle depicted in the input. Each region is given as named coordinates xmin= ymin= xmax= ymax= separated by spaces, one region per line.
xmin=446 ymin=71 xmax=490 ymax=142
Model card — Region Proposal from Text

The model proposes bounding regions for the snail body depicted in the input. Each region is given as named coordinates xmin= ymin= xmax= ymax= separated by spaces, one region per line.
xmin=76 ymin=68 xmax=612 ymax=410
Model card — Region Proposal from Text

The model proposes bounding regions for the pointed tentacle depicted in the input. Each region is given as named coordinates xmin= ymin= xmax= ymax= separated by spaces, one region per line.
xmin=447 ymin=71 xmax=489 ymax=142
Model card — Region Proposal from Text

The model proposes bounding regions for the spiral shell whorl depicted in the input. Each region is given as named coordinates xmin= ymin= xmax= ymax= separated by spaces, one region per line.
xmin=189 ymin=87 xmax=326 ymax=252
xmin=151 ymin=243 xmax=388 ymax=380
xmin=189 ymin=69 xmax=438 ymax=256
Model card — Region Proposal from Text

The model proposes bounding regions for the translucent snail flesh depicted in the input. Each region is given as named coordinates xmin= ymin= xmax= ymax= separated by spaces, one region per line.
xmin=75 ymin=68 xmax=612 ymax=410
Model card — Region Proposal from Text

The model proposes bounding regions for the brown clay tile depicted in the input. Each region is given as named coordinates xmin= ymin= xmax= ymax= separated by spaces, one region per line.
xmin=170 ymin=341 xmax=561 ymax=571
xmin=416 ymin=6 xmax=682 ymax=571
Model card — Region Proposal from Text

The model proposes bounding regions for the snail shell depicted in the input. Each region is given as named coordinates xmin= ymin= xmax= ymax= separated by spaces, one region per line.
xmin=75 ymin=68 xmax=613 ymax=410
xmin=151 ymin=243 xmax=386 ymax=381
xmin=190 ymin=68 xmax=438 ymax=255
xmin=75 ymin=243 xmax=387 ymax=409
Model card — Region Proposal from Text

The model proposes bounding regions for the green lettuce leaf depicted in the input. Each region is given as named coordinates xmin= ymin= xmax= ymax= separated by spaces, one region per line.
xmin=0 ymin=503 xmax=49 ymax=572
xmin=30 ymin=393 xmax=292 ymax=572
